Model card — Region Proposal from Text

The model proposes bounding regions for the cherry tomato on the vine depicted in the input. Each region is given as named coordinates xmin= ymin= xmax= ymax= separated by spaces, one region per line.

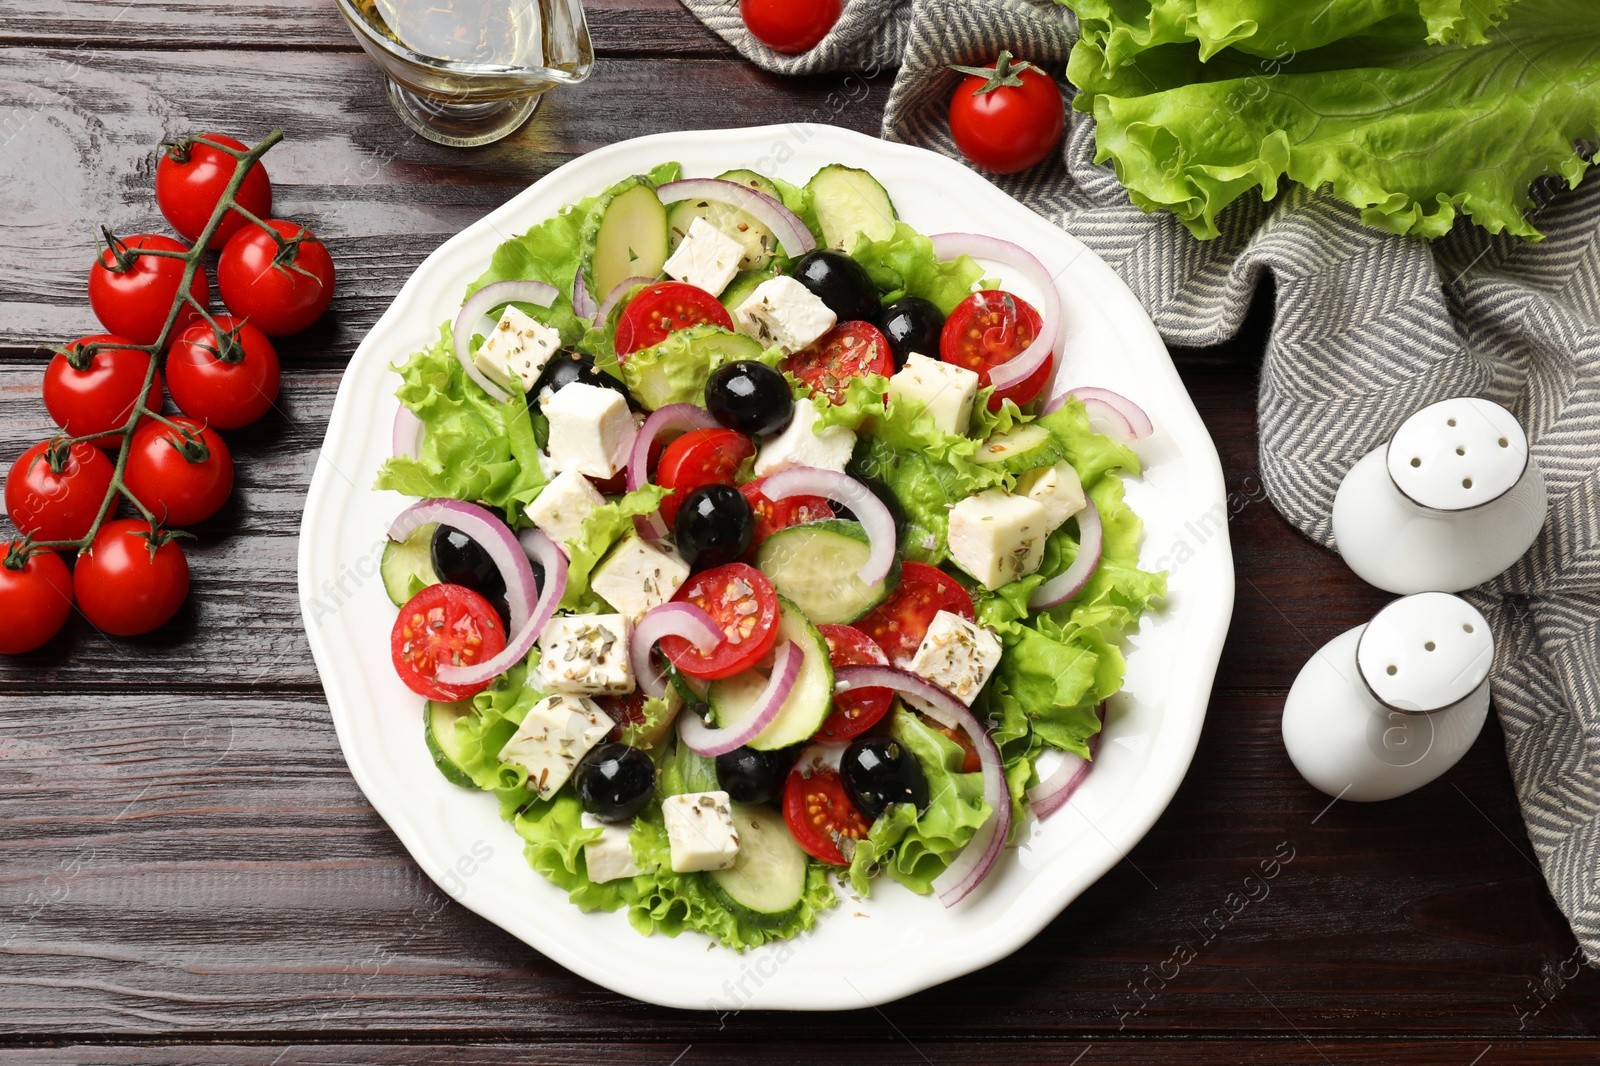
xmin=940 ymin=290 xmax=1053 ymax=410
xmin=73 ymin=519 xmax=191 ymax=637
xmin=739 ymin=0 xmax=842 ymax=54
xmin=43 ymin=335 xmax=162 ymax=448
xmin=155 ymin=133 xmax=273 ymax=249
xmin=948 ymin=51 xmax=1066 ymax=175
xmin=166 ymin=315 xmax=281 ymax=429
xmin=88 ymin=234 xmax=209 ymax=346
xmin=122 ymin=417 xmax=234 ymax=528
xmin=4 ymin=440 xmax=115 ymax=543
xmin=217 ymin=219 xmax=336 ymax=336
xmin=0 ymin=543 xmax=73 ymax=655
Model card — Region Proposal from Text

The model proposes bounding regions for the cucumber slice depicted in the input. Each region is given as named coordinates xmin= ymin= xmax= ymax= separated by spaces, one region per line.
xmin=708 ymin=597 xmax=832 ymax=751
xmin=582 ymin=175 xmax=670 ymax=305
xmin=666 ymin=168 xmax=782 ymax=273
xmin=707 ymin=803 xmax=808 ymax=927
xmin=974 ymin=423 xmax=1068 ymax=476
xmin=424 ymin=699 xmax=478 ymax=789
xmin=381 ymin=522 xmax=439 ymax=607
xmin=621 ymin=323 xmax=765 ymax=410
xmin=754 ymin=519 xmax=898 ymax=625
xmin=719 ymin=269 xmax=769 ymax=313
xmin=806 ymin=164 xmax=897 ymax=252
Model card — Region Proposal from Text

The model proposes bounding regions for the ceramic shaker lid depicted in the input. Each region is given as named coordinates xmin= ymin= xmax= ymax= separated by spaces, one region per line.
xmin=1386 ymin=397 xmax=1527 ymax=512
xmin=1356 ymin=592 xmax=1493 ymax=712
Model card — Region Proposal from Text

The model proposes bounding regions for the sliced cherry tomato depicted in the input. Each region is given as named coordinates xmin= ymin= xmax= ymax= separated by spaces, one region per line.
xmin=932 ymin=721 xmax=983 ymax=775
xmin=87 ymin=234 xmax=209 ymax=346
xmin=390 ymin=583 xmax=507 ymax=701
xmin=781 ymin=321 xmax=893 ymax=406
xmin=73 ymin=519 xmax=190 ymax=637
xmin=155 ymin=133 xmax=274 ymax=249
xmin=615 ymin=281 xmax=734 ymax=356
xmin=122 ymin=417 xmax=234 ymax=528
xmin=0 ymin=543 xmax=73 ymax=655
xmin=783 ymin=757 xmax=872 ymax=865
xmin=660 ymin=562 xmax=779 ymax=680
xmin=739 ymin=0 xmax=842 ymax=53
xmin=816 ymin=624 xmax=892 ymax=742
xmin=948 ymin=52 xmax=1066 ymax=175
xmin=217 ymin=219 xmax=336 ymax=336
xmin=4 ymin=440 xmax=115 ymax=543
xmin=43 ymin=335 xmax=162 ymax=448
xmin=655 ymin=427 xmax=755 ymax=527
xmin=165 ymin=315 xmax=281 ymax=429
xmin=740 ymin=477 xmax=833 ymax=546
xmin=941 ymin=290 xmax=1053 ymax=410
xmin=855 ymin=560 xmax=975 ymax=668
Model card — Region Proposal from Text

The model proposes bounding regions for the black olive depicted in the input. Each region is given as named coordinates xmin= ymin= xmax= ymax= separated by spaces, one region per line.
xmin=792 ymin=250 xmax=880 ymax=323
xmin=430 ymin=524 xmax=511 ymax=626
xmin=716 ymin=745 xmax=797 ymax=805
xmin=530 ymin=351 xmax=631 ymax=406
xmin=705 ymin=360 xmax=794 ymax=437
xmin=841 ymin=737 xmax=929 ymax=819
xmin=875 ymin=296 xmax=945 ymax=371
xmin=673 ymin=483 xmax=753 ymax=570
xmin=574 ymin=742 xmax=656 ymax=822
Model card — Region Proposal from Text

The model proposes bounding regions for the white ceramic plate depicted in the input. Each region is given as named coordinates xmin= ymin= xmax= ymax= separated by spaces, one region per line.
xmin=299 ymin=124 xmax=1232 ymax=1011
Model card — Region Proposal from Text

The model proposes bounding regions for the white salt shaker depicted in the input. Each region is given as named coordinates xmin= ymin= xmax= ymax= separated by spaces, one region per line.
xmin=1331 ymin=397 xmax=1546 ymax=594
xmin=1282 ymin=592 xmax=1493 ymax=802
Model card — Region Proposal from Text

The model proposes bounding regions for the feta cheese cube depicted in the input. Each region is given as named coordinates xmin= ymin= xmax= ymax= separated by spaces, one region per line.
xmin=732 ymin=276 xmax=836 ymax=353
xmin=752 ymin=399 xmax=856 ymax=477
xmin=906 ymin=610 xmax=1004 ymax=707
xmin=535 ymin=613 xmax=634 ymax=695
xmin=473 ymin=305 xmax=562 ymax=394
xmin=662 ymin=217 xmax=744 ymax=298
xmin=1015 ymin=460 xmax=1085 ymax=532
xmin=590 ymin=535 xmax=691 ymax=623
xmin=662 ymin=790 xmax=741 ymax=873
xmin=497 ymin=693 xmax=614 ymax=798
xmin=526 ymin=468 xmax=606 ymax=549
xmin=581 ymin=812 xmax=642 ymax=883
xmin=887 ymin=353 xmax=980 ymax=436
xmin=542 ymin=382 xmax=637 ymax=478
xmin=946 ymin=488 xmax=1050 ymax=590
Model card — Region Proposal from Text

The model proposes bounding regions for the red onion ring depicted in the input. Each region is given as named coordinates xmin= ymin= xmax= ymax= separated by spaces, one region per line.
xmin=1044 ymin=387 xmax=1153 ymax=443
xmin=388 ymin=498 xmax=534 ymax=637
xmin=832 ymin=665 xmax=1010 ymax=907
xmin=1025 ymin=703 xmax=1105 ymax=820
xmin=759 ymin=467 xmax=895 ymax=585
xmin=451 ymin=280 xmax=559 ymax=403
xmin=678 ymin=641 xmax=803 ymax=756
xmin=436 ymin=527 xmax=568 ymax=687
xmin=657 ymin=178 xmax=817 ymax=258
xmin=929 ymin=233 xmax=1060 ymax=393
xmin=572 ymin=270 xmax=598 ymax=320
xmin=1027 ymin=499 xmax=1102 ymax=610
xmin=596 ymin=275 xmax=656 ymax=328
xmin=631 ymin=602 xmax=722 ymax=698
xmin=392 ymin=406 xmax=423 ymax=460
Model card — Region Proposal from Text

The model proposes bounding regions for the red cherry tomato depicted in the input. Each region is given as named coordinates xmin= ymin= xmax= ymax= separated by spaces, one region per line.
xmin=655 ymin=427 xmax=755 ymax=527
xmin=0 ymin=543 xmax=73 ymax=655
xmin=615 ymin=282 xmax=734 ymax=356
xmin=782 ymin=321 xmax=894 ymax=406
xmin=783 ymin=757 xmax=872 ymax=865
xmin=940 ymin=290 xmax=1053 ymax=410
xmin=4 ymin=440 xmax=115 ymax=543
xmin=815 ymin=624 xmax=893 ymax=742
xmin=739 ymin=0 xmax=842 ymax=54
xmin=122 ymin=417 xmax=234 ymax=528
xmin=88 ymin=234 xmax=208 ymax=346
xmin=855 ymin=560 xmax=975 ymax=668
xmin=660 ymin=562 xmax=780 ymax=680
xmin=217 ymin=219 xmax=336 ymax=336
xmin=43 ymin=335 xmax=162 ymax=448
xmin=390 ymin=583 xmax=507 ymax=702
xmin=948 ymin=52 xmax=1066 ymax=175
xmin=165 ymin=315 xmax=281 ymax=429
xmin=73 ymin=519 xmax=190 ymax=637
xmin=155 ymin=133 xmax=273 ymax=249
xmin=740 ymin=477 xmax=833 ymax=546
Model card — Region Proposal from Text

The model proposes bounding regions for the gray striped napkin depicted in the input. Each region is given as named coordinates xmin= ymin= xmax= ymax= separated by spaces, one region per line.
xmin=681 ymin=0 xmax=1600 ymax=964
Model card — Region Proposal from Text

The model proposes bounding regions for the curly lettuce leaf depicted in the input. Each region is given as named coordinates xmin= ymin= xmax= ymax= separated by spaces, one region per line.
xmin=846 ymin=221 xmax=991 ymax=315
xmin=557 ymin=485 xmax=672 ymax=612
xmin=620 ymin=324 xmax=783 ymax=410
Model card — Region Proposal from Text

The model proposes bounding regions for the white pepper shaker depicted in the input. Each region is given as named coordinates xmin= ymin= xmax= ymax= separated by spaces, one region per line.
xmin=1282 ymin=592 xmax=1493 ymax=802
xmin=1331 ymin=397 xmax=1546 ymax=594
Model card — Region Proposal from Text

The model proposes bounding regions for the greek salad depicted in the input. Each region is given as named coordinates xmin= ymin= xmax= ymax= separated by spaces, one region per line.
xmin=374 ymin=160 xmax=1166 ymax=950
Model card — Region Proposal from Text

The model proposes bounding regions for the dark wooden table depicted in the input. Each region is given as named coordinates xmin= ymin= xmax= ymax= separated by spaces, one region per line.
xmin=2 ymin=4 xmax=1598 ymax=1063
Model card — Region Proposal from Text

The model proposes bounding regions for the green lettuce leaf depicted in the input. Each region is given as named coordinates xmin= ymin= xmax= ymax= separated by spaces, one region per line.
xmin=846 ymin=221 xmax=991 ymax=315
xmin=619 ymin=324 xmax=782 ymax=410
xmin=557 ymin=485 xmax=672 ymax=612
